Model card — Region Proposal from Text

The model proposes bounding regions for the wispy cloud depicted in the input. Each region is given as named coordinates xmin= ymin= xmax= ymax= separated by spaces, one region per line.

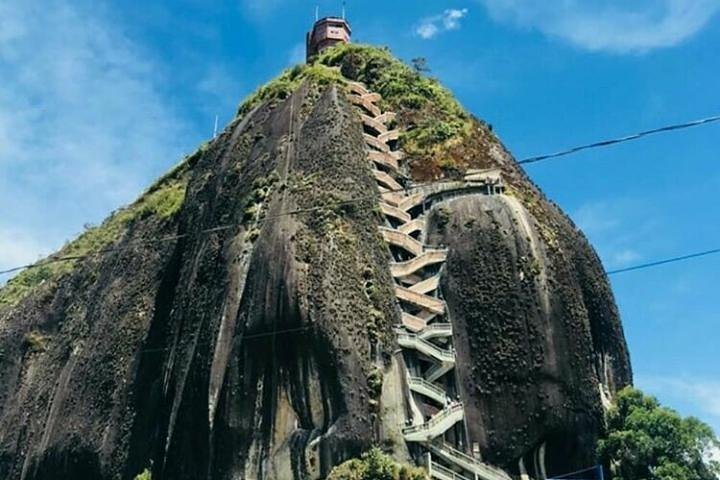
xmin=240 ymin=0 xmax=285 ymax=19
xmin=0 ymin=228 xmax=49 ymax=283
xmin=288 ymin=42 xmax=306 ymax=65
xmin=571 ymin=199 xmax=664 ymax=269
xmin=0 ymin=0 xmax=190 ymax=276
xmin=638 ymin=375 xmax=720 ymax=432
xmin=416 ymin=8 xmax=469 ymax=39
xmin=477 ymin=0 xmax=720 ymax=53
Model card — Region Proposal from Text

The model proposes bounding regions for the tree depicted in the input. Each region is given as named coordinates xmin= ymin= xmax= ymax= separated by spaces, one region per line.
xmin=327 ymin=448 xmax=427 ymax=480
xmin=599 ymin=387 xmax=720 ymax=480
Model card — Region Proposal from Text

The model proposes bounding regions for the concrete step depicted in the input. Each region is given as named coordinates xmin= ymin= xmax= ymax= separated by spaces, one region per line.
xmin=376 ymin=111 xmax=397 ymax=124
xmin=362 ymin=113 xmax=388 ymax=134
xmin=380 ymin=190 xmax=426 ymax=212
xmin=365 ymin=133 xmax=390 ymax=152
xmin=402 ymin=403 xmax=464 ymax=442
xmin=349 ymin=94 xmax=381 ymax=117
xmin=398 ymin=218 xmax=425 ymax=236
xmin=373 ymin=169 xmax=403 ymax=191
xmin=418 ymin=323 xmax=453 ymax=341
xmin=401 ymin=312 xmax=427 ymax=332
xmin=367 ymin=151 xmax=399 ymax=172
xmin=380 ymin=227 xmax=424 ymax=257
xmin=430 ymin=462 xmax=473 ymax=480
xmin=347 ymin=82 xmax=369 ymax=95
xmin=379 ymin=202 xmax=411 ymax=224
xmin=379 ymin=129 xmax=401 ymax=143
xmin=396 ymin=331 xmax=454 ymax=362
xmin=395 ymin=285 xmax=446 ymax=315
xmin=408 ymin=376 xmax=449 ymax=405
xmin=408 ymin=275 xmax=440 ymax=295
xmin=426 ymin=361 xmax=455 ymax=383
xmin=426 ymin=443 xmax=513 ymax=480
xmin=390 ymin=250 xmax=448 ymax=278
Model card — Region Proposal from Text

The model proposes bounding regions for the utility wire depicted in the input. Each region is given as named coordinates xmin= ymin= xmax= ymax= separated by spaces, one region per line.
xmin=139 ymin=326 xmax=313 ymax=354
xmin=518 ymin=115 xmax=720 ymax=164
xmin=0 ymin=177 xmax=474 ymax=276
xmin=1 ymin=182 xmax=719 ymax=278
xmin=606 ymin=248 xmax=720 ymax=276
xmin=2 ymin=115 xmax=719 ymax=277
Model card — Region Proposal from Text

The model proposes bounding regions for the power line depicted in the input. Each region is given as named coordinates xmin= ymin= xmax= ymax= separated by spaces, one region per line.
xmin=518 ymin=115 xmax=720 ymax=165
xmin=1 ymin=175 xmax=718 ymax=278
xmin=606 ymin=248 xmax=720 ymax=276
xmin=0 ymin=176 xmax=485 ymax=277
xmin=2 ymin=115 xmax=719 ymax=277
xmin=139 ymin=326 xmax=313 ymax=354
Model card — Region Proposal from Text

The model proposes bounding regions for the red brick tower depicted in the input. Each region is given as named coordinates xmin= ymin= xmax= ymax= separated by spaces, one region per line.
xmin=306 ymin=16 xmax=352 ymax=62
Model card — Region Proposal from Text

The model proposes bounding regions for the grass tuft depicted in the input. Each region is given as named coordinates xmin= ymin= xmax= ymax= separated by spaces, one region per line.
xmin=0 ymin=153 xmax=195 ymax=309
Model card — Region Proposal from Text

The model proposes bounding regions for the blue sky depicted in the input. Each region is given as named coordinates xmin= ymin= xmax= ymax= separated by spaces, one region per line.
xmin=1 ymin=0 xmax=719 ymax=432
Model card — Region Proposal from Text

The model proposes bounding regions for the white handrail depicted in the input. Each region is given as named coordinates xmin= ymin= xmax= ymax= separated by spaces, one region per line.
xmin=431 ymin=462 xmax=472 ymax=480
xmin=427 ymin=442 xmax=513 ymax=480
xmin=408 ymin=376 xmax=447 ymax=398
xmin=402 ymin=403 xmax=464 ymax=435
xmin=396 ymin=332 xmax=455 ymax=361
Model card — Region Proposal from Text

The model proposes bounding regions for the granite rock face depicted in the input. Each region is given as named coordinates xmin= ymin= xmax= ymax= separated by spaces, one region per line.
xmin=0 ymin=85 xmax=408 ymax=480
xmin=0 ymin=62 xmax=631 ymax=479
xmin=426 ymin=192 xmax=631 ymax=477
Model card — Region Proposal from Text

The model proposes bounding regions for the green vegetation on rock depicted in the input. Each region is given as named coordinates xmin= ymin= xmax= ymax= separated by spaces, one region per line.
xmin=599 ymin=387 xmax=720 ymax=480
xmin=23 ymin=331 xmax=49 ymax=353
xmin=133 ymin=468 xmax=152 ymax=480
xmin=0 ymin=153 xmax=195 ymax=309
xmin=237 ymin=63 xmax=344 ymax=117
xmin=235 ymin=44 xmax=497 ymax=179
xmin=327 ymin=448 xmax=427 ymax=480
xmin=316 ymin=44 xmax=482 ymax=176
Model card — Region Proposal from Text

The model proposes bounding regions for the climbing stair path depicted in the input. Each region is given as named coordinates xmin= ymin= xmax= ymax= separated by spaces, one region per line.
xmin=347 ymin=81 xmax=511 ymax=480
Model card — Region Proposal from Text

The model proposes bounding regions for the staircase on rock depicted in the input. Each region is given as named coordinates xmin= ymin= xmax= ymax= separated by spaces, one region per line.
xmin=347 ymin=81 xmax=511 ymax=480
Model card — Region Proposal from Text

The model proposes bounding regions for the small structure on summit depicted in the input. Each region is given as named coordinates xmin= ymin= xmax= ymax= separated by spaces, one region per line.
xmin=306 ymin=15 xmax=351 ymax=62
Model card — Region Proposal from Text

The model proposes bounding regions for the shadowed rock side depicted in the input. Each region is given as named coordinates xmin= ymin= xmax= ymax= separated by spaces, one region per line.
xmin=0 ymin=57 xmax=633 ymax=480
xmin=0 ymin=84 xmax=408 ymax=480
xmin=425 ymin=193 xmax=632 ymax=478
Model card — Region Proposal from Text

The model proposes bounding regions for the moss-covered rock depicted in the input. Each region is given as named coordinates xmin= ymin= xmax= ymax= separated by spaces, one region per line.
xmin=0 ymin=44 xmax=630 ymax=480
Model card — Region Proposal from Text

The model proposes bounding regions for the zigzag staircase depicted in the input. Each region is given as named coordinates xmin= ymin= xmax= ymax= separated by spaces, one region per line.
xmin=346 ymin=81 xmax=512 ymax=480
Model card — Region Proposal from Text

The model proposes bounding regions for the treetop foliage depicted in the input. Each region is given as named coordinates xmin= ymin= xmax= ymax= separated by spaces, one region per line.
xmin=599 ymin=387 xmax=720 ymax=480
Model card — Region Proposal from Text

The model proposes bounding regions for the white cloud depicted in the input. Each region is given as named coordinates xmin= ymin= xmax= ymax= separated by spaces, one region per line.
xmin=288 ymin=43 xmax=306 ymax=65
xmin=573 ymin=201 xmax=620 ymax=235
xmin=0 ymin=0 xmax=191 ymax=277
xmin=240 ymin=0 xmax=285 ymax=19
xmin=0 ymin=228 xmax=50 ymax=285
xmin=416 ymin=8 xmax=469 ymax=39
xmin=610 ymin=248 xmax=641 ymax=267
xmin=571 ymin=199 xmax=664 ymax=270
xmin=639 ymin=376 xmax=720 ymax=430
xmin=477 ymin=0 xmax=720 ymax=53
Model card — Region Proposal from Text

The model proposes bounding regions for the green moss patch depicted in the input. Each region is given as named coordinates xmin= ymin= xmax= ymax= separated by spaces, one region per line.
xmin=237 ymin=63 xmax=344 ymax=117
xmin=316 ymin=44 xmax=490 ymax=179
xmin=238 ymin=44 xmax=500 ymax=180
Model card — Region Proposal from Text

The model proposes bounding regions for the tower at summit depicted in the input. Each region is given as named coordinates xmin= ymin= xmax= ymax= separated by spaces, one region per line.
xmin=306 ymin=15 xmax=351 ymax=62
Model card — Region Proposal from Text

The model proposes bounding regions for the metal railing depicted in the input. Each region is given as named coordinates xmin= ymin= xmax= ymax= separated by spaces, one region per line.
xmin=420 ymin=323 xmax=453 ymax=337
xmin=431 ymin=461 xmax=472 ymax=480
xmin=396 ymin=332 xmax=455 ymax=361
xmin=402 ymin=403 xmax=464 ymax=436
xmin=408 ymin=376 xmax=448 ymax=400
xmin=428 ymin=442 xmax=513 ymax=480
